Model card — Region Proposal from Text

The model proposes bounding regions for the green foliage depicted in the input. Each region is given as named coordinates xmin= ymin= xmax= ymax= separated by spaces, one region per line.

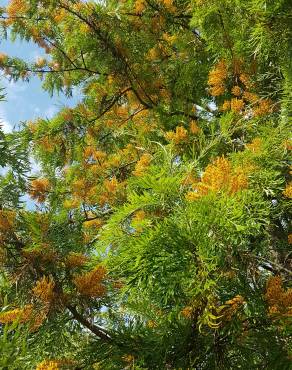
xmin=0 ymin=0 xmax=291 ymax=368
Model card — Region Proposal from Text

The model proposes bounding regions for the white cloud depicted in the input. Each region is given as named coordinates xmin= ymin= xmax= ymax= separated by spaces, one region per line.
xmin=44 ymin=105 xmax=58 ymax=118
xmin=0 ymin=107 xmax=13 ymax=133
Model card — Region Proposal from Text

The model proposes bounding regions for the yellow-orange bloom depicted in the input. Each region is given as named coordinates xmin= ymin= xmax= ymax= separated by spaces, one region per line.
xmin=134 ymin=0 xmax=145 ymax=13
xmin=243 ymin=91 xmax=258 ymax=103
xmin=189 ymin=120 xmax=200 ymax=134
xmin=283 ymin=182 xmax=292 ymax=198
xmin=222 ymin=100 xmax=231 ymax=111
xmin=230 ymin=98 xmax=245 ymax=113
xmin=0 ymin=305 xmax=32 ymax=324
xmin=208 ymin=60 xmax=227 ymax=97
xmin=0 ymin=210 xmax=15 ymax=232
xmin=231 ymin=86 xmax=241 ymax=96
xmin=165 ymin=126 xmax=188 ymax=144
xmin=186 ymin=157 xmax=249 ymax=201
xmin=181 ymin=306 xmax=193 ymax=319
xmin=7 ymin=0 xmax=29 ymax=17
xmin=73 ymin=265 xmax=107 ymax=297
xmin=65 ymin=252 xmax=88 ymax=268
xmin=265 ymin=276 xmax=292 ymax=319
xmin=32 ymin=276 xmax=55 ymax=304
xmin=29 ymin=178 xmax=51 ymax=203
xmin=253 ymin=99 xmax=273 ymax=117
xmin=133 ymin=153 xmax=152 ymax=176
xmin=246 ymin=138 xmax=262 ymax=153
xmin=36 ymin=360 xmax=60 ymax=370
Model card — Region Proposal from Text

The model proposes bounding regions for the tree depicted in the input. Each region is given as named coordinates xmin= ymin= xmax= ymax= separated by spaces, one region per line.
xmin=0 ymin=0 xmax=291 ymax=368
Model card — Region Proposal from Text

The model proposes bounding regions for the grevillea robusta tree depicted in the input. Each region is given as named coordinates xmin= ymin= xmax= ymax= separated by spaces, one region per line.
xmin=0 ymin=0 xmax=291 ymax=369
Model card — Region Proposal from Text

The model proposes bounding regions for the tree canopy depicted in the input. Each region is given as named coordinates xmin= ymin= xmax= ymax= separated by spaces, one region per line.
xmin=0 ymin=0 xmax=291 ymax=369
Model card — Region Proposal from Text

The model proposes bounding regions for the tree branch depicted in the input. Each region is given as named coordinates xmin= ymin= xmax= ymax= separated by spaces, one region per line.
xmin=67 ymin=305 xmax=112 ymax=342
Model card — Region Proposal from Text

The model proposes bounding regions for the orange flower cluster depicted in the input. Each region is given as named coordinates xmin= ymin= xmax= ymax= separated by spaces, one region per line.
xmin=208 ymin=60 xmax=228 ymax=96
xmin=283 ymin=182 xmax=292 ymax=198
xmin=73 ymin=265 xmax=107 ymax=297
xmin=189 ymin=120 xmax=200 ymax=134
xmin=243 ymin=91 xmax=258 ymax=103
xmin=122 ymin=354 xmax=135 ymax=364
xmin=288 ymin=234 xmax=292 ymax=245
xmin=83 ymin=218 xmax=103 ymax=229
xmin=165 ymin=126 xmax=188 ymax=144
xmin=162 ymin=0 xmax=176 ymax=12
xmin=186 ymin=157 xmax=248 ymax=201
xmin=223 ymin=295 xmax=245 ymax=321
xmin=65 ymin=252 xmax=88 ymax=268
xmin=35 ymin=57 xmax=47 ymax=68
xmin=265 ymin=276 xmax=292 ymax=317
xmin=83 ymin=147 xmax=107 ymax=163
xmin=36 ymin=359 xmax=75 ymax=370
xmin=181 ymin=306 xmax=193 ymax=319
xmin=36 ymin=360 xmax=60 ymax=370
xmin=29 ymin=178 xmax=51 ymax=203
xmin=32 ymin=276 xmax=55 ymax=304
xmin=133 ymin=210 xmax=146 ymax=222
xmin=134 ymin=0 xmax=146 ymax=14
xmin=0 ymin=209 xmax=15 ymax=233
xmin=0 ymin=305 xmax=32 ymax=324
xmin=0 ymin=52 xmax=8 ymax=65
xmin=23 ymin=245 xmax=57 ymax=264
xmin=6 ymin=0 xmax=29 ymax=18
xmin=37 ymin=136 xmax=55 ymax=153
xmin=99 ymin=177 xmax=125 ymax=206
xmin=30 ymin=308 xmax=49 ymax=332
xmin=231 ymin=85 xmax=241 ymax=96
xmin=230 ymin=98 xmax=245 ymax=113
xmin=133 ymin=153 xmax=152 ymax=176
xmin=246 ymin=138 xmax=262 ymax=153
xmin=253 ymin=99 xmax=273 ymax=117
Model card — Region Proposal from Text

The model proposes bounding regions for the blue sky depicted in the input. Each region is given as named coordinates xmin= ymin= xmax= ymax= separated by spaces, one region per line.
xmin=0 ymin=0 xmax=80 ymax=133
xmin=0 ymin=1 xmax=82 ymax=208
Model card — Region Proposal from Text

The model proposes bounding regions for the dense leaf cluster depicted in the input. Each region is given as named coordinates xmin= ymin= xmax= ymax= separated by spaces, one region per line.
xmin=0 ymin=0 xmax=291 ymax=369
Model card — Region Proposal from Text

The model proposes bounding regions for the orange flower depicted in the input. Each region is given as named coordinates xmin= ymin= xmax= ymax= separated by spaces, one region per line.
xmin=36 ymin=360 xmax=60 ymax=370
xmin=0 ymin=210 xmax=15 ymax=232
xmin=133 ymin=210 xmax=146 ymax=222
xmin=208 ymin=60 xmax=227 ymax=96
xmin=283 ymin=182 xmax=292 ymax=198
xmin=134 ymin=0 xmax=145 ymax=13
xmin=186 ymin=157 xmax=248 ymax=200
xmin=265 ymin=276 xmax=292 ymax=320
xmin=243 ymin=91 xmax=258 ymax=103
xmin=239 ymin=73 xmax=251 ymax=88
xmin=7 ymin=0 xmax=29 ymax=17
xmin=288 ymin=234 xmax=292 ymax=245
xmin=246 ymin=138 xmax=262 ymax=153
xmin=73 ymin=265 xmax=107 ymax=297
xmin=29 ymin=178 xmax=51 ymax=203
xmin=253 ymin=99 xmax=273 ymax=117
xmin=32 ymin=276 xmax=55 ymax=304
xmin=0 ymin=305 xmax=32 ymax=324
xmin=83 ymin=218 xmax=103 ymax=229
xmin=222 ymin=100 xmax=231 ymax=111
xmin=133 ymin=153 xmax=152 ymax=176
xmin=230 ymin=98 xmax=245 ymax=113
xmin=231 ymin=86 xmax=241 ymax=96
xmin=181 ymin=306 xmax=193 ymax=319
xmin=65 ymin=253 xmax=88 ymax=268
xmin=122 ymin=354 xmax=135 ymax=363
xmin=189 ymin=120 xmax=200 ymax=134
xmin=0 ymin=53 xmax=8 ymax=65
xmin=165 ymin=126 xmax=188 ymax=144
